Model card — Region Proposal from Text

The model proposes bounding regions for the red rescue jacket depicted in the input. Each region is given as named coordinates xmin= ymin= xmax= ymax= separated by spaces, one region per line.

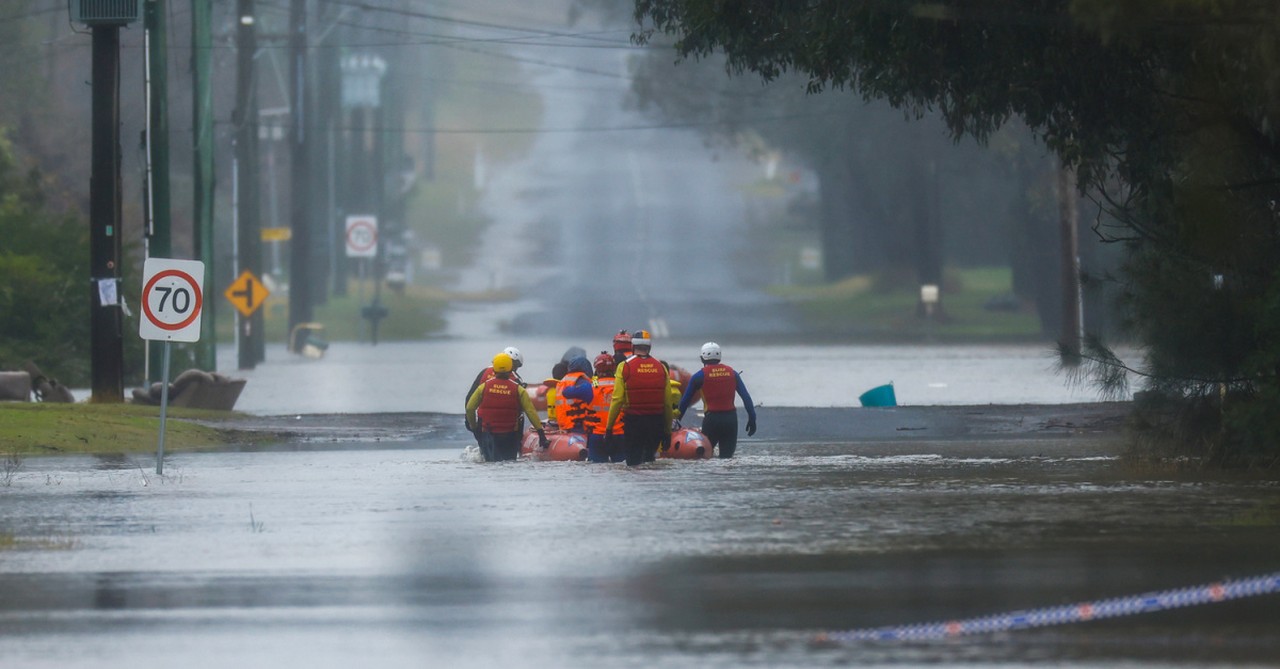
xmin=476 ymin=377 xmax=522 ymax=433
xmin=700 ymin=363 xmax=739 ymax=412
xmin=621 ymin=355 xmax=668 ymax=415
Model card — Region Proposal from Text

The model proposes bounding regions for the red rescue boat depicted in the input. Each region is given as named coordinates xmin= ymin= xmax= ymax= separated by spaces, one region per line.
xmin=520 ymin=428 xmax=589 ymax=461
xmin=661 ymin=427 xmax=712 ymax=459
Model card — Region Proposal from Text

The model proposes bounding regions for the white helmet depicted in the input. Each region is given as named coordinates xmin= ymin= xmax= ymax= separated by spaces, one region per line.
xmin=700 ymin=342 xmax=722 ymax=363
xmin=502 ymin=346 xmax=523 ymax=369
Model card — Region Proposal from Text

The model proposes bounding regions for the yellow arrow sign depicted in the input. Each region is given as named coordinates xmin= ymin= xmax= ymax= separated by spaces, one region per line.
xmin=224 ymin=270 xmax=270 ymax=318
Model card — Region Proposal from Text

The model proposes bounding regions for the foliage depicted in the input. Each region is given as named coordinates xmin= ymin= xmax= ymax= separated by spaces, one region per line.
xmin=0 ymin=131 xmax=90 ymax=385
xmin=0 ymin=1 xmax=50 ymax=126
xmin=626 ymin=37 xmax=1044 ymax=268
xmin=616 ymin=0 xmax=1115 ymax=337
xmin=772 ymin=266 xmax=1042 ymax=341
xmin=631 ymin=0 xmax=1280 ymax=462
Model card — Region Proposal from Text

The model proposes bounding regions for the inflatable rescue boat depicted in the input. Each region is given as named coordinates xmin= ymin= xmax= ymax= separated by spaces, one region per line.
xmin=661 ymin=427 xmax=712 ymax=459
xmin=520 ymin=428 xmax=589 ymax=461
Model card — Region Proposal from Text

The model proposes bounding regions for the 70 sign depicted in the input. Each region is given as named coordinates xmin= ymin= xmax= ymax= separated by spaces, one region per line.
xmin=139 ymin=258 xmax=206 ymax=343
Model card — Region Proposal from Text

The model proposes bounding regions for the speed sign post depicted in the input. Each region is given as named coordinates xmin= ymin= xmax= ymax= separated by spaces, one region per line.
xmin=139 ymin=258 xmax=205 ymax=474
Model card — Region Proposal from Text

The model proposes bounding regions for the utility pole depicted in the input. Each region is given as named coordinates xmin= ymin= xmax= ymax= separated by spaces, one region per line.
xmin=88 ymin=21 xmax=124 ymax=402
xmin=74 ymin=0 xmax=146 ymax=402
xmin=235 ymin=0 xmax=263 ymax=369
xmin=191 ymin=0 xmax=216 ymax=370
xmin=310 ymin=2 xmax=339 ymax=306
xmin=288 ymin=0 xmax=313 ymax=338
xmin=144 ymin=0 xmax=173 ymax=384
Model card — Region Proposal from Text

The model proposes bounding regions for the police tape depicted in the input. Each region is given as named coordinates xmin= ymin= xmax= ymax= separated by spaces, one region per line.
xmin=819 ymin=571 xmax=1280 ymax=642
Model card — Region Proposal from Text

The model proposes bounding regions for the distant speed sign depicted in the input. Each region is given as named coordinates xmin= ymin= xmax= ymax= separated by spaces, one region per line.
xmin=139 ymin=258 xmax=205 ymax=342
xmin=345 ymin=215 xmax=378 ymax=258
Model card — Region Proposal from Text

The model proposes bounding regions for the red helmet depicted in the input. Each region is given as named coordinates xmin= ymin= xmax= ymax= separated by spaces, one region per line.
xmin=593 ymin=351 xmax=615 ymax=375
xmin=612 ymin=330 xmax=632 ymax=353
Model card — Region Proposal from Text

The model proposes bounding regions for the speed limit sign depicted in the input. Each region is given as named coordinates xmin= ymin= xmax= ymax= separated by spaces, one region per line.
xmin=345 ymin=215 xmax=378 ymax=258
xmin=139 ymin=258 xmax=205 ymax=342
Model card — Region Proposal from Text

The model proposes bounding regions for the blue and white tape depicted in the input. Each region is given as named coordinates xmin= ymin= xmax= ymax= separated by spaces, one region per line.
xmin=820 ymin=571 xmax=1280 ymax=642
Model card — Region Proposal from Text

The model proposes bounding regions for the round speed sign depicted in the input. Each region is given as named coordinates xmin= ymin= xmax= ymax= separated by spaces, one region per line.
xmin=345 ymin=215 xmax=378 ymax=258
xmin=139 ymin=258 xmax=206 ymax=342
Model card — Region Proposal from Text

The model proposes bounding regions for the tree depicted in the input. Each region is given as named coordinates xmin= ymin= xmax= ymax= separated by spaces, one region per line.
xmin=0 ymin=131 xmax=92 ymax=385
xmin=632 ymin=0 xmax=1280 ymax=462
xmin=627 ymin=39 xmax=1058 ymax=299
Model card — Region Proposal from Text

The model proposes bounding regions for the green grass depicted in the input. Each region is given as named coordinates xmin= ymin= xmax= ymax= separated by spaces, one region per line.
xmin=773 ymin=266 xmax=1044 ymax=342
xmin=0 ymin=403 xmax=237 ymax=455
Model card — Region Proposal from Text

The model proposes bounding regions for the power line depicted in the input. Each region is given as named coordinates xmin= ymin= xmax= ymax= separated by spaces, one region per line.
xmin=315 ymin=0 xmax=629 ymax=43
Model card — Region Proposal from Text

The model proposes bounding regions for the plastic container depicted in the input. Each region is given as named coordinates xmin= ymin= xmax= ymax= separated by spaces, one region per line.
xmin=858 ymin=383 xmax=897 ymax=407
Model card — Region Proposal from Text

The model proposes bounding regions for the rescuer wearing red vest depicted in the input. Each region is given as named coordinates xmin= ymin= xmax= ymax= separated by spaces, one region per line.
xmin=603 ymin=330 xmax=674 ymax=466
xmin=466 ymin=352 xmax=547 ymax=462
xmin=553 ymin=356 xmax=596 ymax=434
xmin=676 ymin=342 xmax=757 ymax=458
xmin=463 ymin=346 xmax=526 ymax=445
xmin=587 ymin=352 xmax=625 ymax=463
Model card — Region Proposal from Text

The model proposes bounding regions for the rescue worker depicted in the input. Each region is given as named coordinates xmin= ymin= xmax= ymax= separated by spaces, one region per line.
xmin=541 ymin=360 xmax=569 ymax=427
xmin=587 ymin=352 xmax=624 ymax=462
xmin=603 ymin=330 xmax=673 ymax=466
xmin=553 ymin=356 xmax=595 ymax=434
xmin=676 ymin=342 xmax=757 ymax=459
xmin=466 ymin=352 xmax=547 ymax=462
xmin=611 ymin=330 xmax=632 ymax=366
xmin=464 ymin=346 xmax=526 ymax=445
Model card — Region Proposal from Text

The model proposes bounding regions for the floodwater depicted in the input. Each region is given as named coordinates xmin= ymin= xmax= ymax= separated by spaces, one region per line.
xmin=8 ymin=1 xmax=1274 ymax=664
xmin=3 ymin=434 xmax=1279 ymax=667
xmin=214 ymin=337 xmax=1117 ymax=416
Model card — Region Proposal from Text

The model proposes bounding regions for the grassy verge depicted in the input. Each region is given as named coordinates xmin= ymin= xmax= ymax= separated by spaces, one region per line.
xmin=772 ymin=266 xmax=1045 ymax=342
xmin=0 ymin=403 xmax=240 ymax=455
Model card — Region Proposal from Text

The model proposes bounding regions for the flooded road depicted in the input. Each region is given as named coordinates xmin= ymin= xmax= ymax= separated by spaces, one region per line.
xmin=3 ymin=434 xmax=1278 ymax=668
xmin=215 ymin=338 xmax=1116 ymax=416
xmin=5 ymin=3 xmax=1273 ymax=666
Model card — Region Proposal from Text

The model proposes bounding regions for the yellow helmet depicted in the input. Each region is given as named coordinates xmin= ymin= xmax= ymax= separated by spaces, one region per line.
xmin=492 ymin=352 xmax=514 ymax=373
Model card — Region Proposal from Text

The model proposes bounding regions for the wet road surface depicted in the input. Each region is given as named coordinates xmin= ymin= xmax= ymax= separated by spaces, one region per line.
xmin=3 ymin=420 xmax=1278 ymax=668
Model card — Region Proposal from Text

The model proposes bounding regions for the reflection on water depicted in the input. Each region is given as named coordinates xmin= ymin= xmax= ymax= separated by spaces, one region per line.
xmin=1 ymin=443 xmax=1276 ymax=668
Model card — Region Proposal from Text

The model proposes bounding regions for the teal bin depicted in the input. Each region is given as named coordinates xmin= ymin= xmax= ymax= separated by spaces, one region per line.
xmin=859 ymin=383 xmax=897 ymax=407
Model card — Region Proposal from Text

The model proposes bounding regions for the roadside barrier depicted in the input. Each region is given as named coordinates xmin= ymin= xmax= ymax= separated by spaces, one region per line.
xmin=820 ymin=571 xmax=1280 ymax=642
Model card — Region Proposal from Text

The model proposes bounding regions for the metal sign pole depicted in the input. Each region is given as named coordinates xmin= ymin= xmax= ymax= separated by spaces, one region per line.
xmin=156 ymin=340 xmax=172 ymax=475
xmin=139 ymin=257 xmax=205 ymax=475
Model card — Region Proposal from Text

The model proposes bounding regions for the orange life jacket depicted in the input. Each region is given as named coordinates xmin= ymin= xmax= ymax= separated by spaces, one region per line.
xmin=620 ymin=355 xmax=668 ymax=415
xmin=476 ymin=377 xmax=522 ymax=433
xmin=554 ymin=371 xmax=595 ymax=431
xmin=590 ymin=377 xmax=624 ymax=435
xmin=700 ymin=363 xmax=738 ymax=412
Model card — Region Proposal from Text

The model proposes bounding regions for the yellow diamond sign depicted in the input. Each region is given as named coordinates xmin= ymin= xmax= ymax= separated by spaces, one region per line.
xmin=224 ymin=270 xmax=269 ymax=318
